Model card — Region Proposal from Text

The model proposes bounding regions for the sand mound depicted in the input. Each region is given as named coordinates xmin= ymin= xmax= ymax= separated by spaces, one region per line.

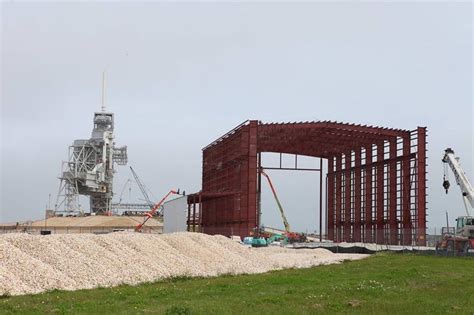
xmin=0 ymin=232 xmax=367 ymax=296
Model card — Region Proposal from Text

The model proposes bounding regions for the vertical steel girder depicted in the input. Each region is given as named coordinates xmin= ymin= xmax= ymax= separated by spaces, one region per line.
xmin=417 ymin=127 xmax=427 ymax=246
xmin=402 ymin=135 xmax=412 ymax=245
xmin=353 ymin=148 xmax=362 ymax=242
xmin=335 ymin=154 xmax=343 ymax=242
xmin=195 ymin=120 xmax=427 ymax=245
xmin=365 ymin=146 xmax=373 ymax=243
xmin=389 ymin=140 xmax=398 ymax=244
xmin=327 ymin=157 xmax=335 ymax=241
xmin=376 ymin=143 xmax=385 ymax=243
xmin=344 ymin=152 xmax=352 ymax=242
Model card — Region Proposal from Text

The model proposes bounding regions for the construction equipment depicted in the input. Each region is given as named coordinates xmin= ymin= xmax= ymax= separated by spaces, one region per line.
xmin=253 ymin=169 xmax=306 ymax=246
xmin=111 ymin=172 xmax=155 ymax=215
xmin=135 ymin=189 xmax=184 ymax=232
xmin=129 ymin=166 xmax=155 ymax=211
xmin=260 ymin=170 xmax=291 ymax=232
xmin=117 ymin=179 xmax=133 ymax=205
xmin=437 ymin=148 xmax=474 ymax=254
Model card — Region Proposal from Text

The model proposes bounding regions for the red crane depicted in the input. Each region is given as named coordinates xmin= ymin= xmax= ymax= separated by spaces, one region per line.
xmin=135 ymin=189 xmax=184 ymax=232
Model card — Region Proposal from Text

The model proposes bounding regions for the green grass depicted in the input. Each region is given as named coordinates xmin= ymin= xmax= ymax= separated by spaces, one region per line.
xmin=1 ymin=254 xmax=473 ymax=314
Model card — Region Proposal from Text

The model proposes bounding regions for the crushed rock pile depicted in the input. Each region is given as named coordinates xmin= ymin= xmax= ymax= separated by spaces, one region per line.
xmin=0 ymin=232 xmax=367 ymax=296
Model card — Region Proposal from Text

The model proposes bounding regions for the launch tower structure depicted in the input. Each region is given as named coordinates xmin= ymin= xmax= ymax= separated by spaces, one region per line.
xmin=54 ymin=80 xmax=127 ymax=215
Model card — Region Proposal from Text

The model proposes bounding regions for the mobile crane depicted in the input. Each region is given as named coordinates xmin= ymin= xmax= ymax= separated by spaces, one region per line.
xmin=437 ymin=148 xmax=474 ymax=254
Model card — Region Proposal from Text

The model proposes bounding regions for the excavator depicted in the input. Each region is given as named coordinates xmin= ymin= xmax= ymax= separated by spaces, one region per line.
xmin=436 ymin=148 xmax=474 ymax=254
xmin=251 ymin=169 xmax=306 ymax=247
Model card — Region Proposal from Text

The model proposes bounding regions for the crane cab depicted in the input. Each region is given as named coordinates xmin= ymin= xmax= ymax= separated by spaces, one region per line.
xmin=455 ymin=216 xmax=474 ymax=239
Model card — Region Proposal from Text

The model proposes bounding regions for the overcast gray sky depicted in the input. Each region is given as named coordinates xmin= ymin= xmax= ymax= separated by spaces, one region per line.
xmin=1 ymin=1 xmax=472 ymax=234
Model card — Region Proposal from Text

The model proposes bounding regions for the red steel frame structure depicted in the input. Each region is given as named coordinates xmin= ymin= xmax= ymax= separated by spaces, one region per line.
xmin=188 ymin=120 xmax=427 ymax=246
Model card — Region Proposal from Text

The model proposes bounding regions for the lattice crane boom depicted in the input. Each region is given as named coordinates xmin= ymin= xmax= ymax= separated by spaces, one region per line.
xmin=129 ymin=166 xmax=154 ymax=210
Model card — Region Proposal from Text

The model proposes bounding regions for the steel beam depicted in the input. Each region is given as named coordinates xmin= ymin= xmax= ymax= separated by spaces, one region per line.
xmin=354 ymin=147 xmax=362 ymax=242
xmin=344 ymin=151 xmax=352 ymax=242
xmin=389 ymin=139 xmax=398 ymax=244
xmin=319 ymin=158 xmax=323 ymax=242
xmin=327 ymin=157 xmax=335 ymax=241
xmin=335 ymin=154 xmax=342 ymax=242
xmin=376 ymin=143 xmax=385 ymax=244
xmin=402 ymin=135 xmax=412 ymax=245
xmin=364 ymin=145 xmax=373 ymax=243
xmin=417 ymin=127 xmax=427 ymax=246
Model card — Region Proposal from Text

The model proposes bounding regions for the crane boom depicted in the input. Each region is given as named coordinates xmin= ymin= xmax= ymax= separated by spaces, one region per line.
xmin=135 ymin=189 xmax=179 ymax=232
xmin=442 ymin=148 xmax=474 ymax=215
xmin=260 ymin=170 xmax=291 ymax=233
xmin=130 ymin=166 xmax=155 ymax=210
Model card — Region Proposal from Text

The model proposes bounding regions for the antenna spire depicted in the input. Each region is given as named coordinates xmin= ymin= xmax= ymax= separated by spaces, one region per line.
xmin=101 ymin=71 xmax=106 ymax=112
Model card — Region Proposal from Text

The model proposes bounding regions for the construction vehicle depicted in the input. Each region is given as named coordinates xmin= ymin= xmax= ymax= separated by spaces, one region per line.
xmin=251 ymin=169 xmax=306 ymax=247
xmin=436 ymin=148 xmax=474 ymax=254
xmin=135 ymin=189 xmax=185 ymax=232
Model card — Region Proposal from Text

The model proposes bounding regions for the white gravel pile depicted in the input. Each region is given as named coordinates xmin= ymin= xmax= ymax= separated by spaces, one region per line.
xmin=0 ymin=232 xmax=367 ymax=296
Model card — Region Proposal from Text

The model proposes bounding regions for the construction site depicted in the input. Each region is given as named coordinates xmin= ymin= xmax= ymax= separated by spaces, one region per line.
xmin=1 ymin=2 xmax=472 ymax=313
xmin=2 ymin=99 xmax=473 ymax=297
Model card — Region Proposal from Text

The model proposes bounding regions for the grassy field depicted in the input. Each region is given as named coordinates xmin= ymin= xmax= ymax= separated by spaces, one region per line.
xmin=1 ymin=253 xmax=473 ymax=314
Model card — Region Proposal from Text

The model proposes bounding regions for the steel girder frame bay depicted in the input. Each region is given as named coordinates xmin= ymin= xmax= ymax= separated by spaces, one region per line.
xmin=326 ymin=128 xmax=427 ymax=246
xmin=194 ymin=120 xmax=427 ymax=245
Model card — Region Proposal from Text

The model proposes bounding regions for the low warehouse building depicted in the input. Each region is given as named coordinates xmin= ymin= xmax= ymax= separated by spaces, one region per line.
xmin=0 ymin=216 xmax=162 ymax=234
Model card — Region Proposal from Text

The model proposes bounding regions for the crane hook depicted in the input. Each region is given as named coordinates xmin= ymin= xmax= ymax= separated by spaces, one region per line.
xmin=442 ymin=175 xmax=450 ymax=194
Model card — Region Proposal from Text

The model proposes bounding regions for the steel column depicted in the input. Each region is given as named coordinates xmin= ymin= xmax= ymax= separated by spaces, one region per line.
xmin=198 ymin=193 xmax=202 ymax=233
xmin=354 ymin=147 xmax=362 ymax=242
xmin=187 ymin=202 xmax=191 ymax=232
xmin=376 ymin=143 xmax=385 ymax=244
xmin=365 ymin=146 xmax=373 ymax=243
xmin=319 ymin=158 xmax=323 ymax=242
xmin=327 ymin=157 xmax=335 ymax=241
xmin=402 ymin=135 xmax=412 ymax=245
xmin=192 ymin=197 xmax=197 ymax=232
xmin=417 ymin=127 xmax=427 ymax=246
xmin=257 ymin=153 xmax=262 ymax=230
xmin=335 ymin=154 xmax=342 ymax=242
xmin=344 ymin=151 xmax=352 ymax=242
xmin=389 ymin=139 xmax=398 ymax=244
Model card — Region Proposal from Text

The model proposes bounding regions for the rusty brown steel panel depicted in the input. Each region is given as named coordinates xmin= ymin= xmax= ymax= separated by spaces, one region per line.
xmin=240 ymin=125 xmax=250 ymax=235
xmin=354 ymin=148 xmax=362 ymax=242
xmin=389 ymin=139 xmax=398 ymax=244
xmin=247 ymin=121 xmax=258 ymax=232
xmin=344 ymin=151 xmax=352 ymax=242
xmin=327 ymin=157 xmax=335 ymax=241
xmin=376 ymin=143 xmax=385 ymax=244
xmin=417 ymin=127 xmax=427 ymax=246
xmin=402 ymin=134 xmax=412 ymax=245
